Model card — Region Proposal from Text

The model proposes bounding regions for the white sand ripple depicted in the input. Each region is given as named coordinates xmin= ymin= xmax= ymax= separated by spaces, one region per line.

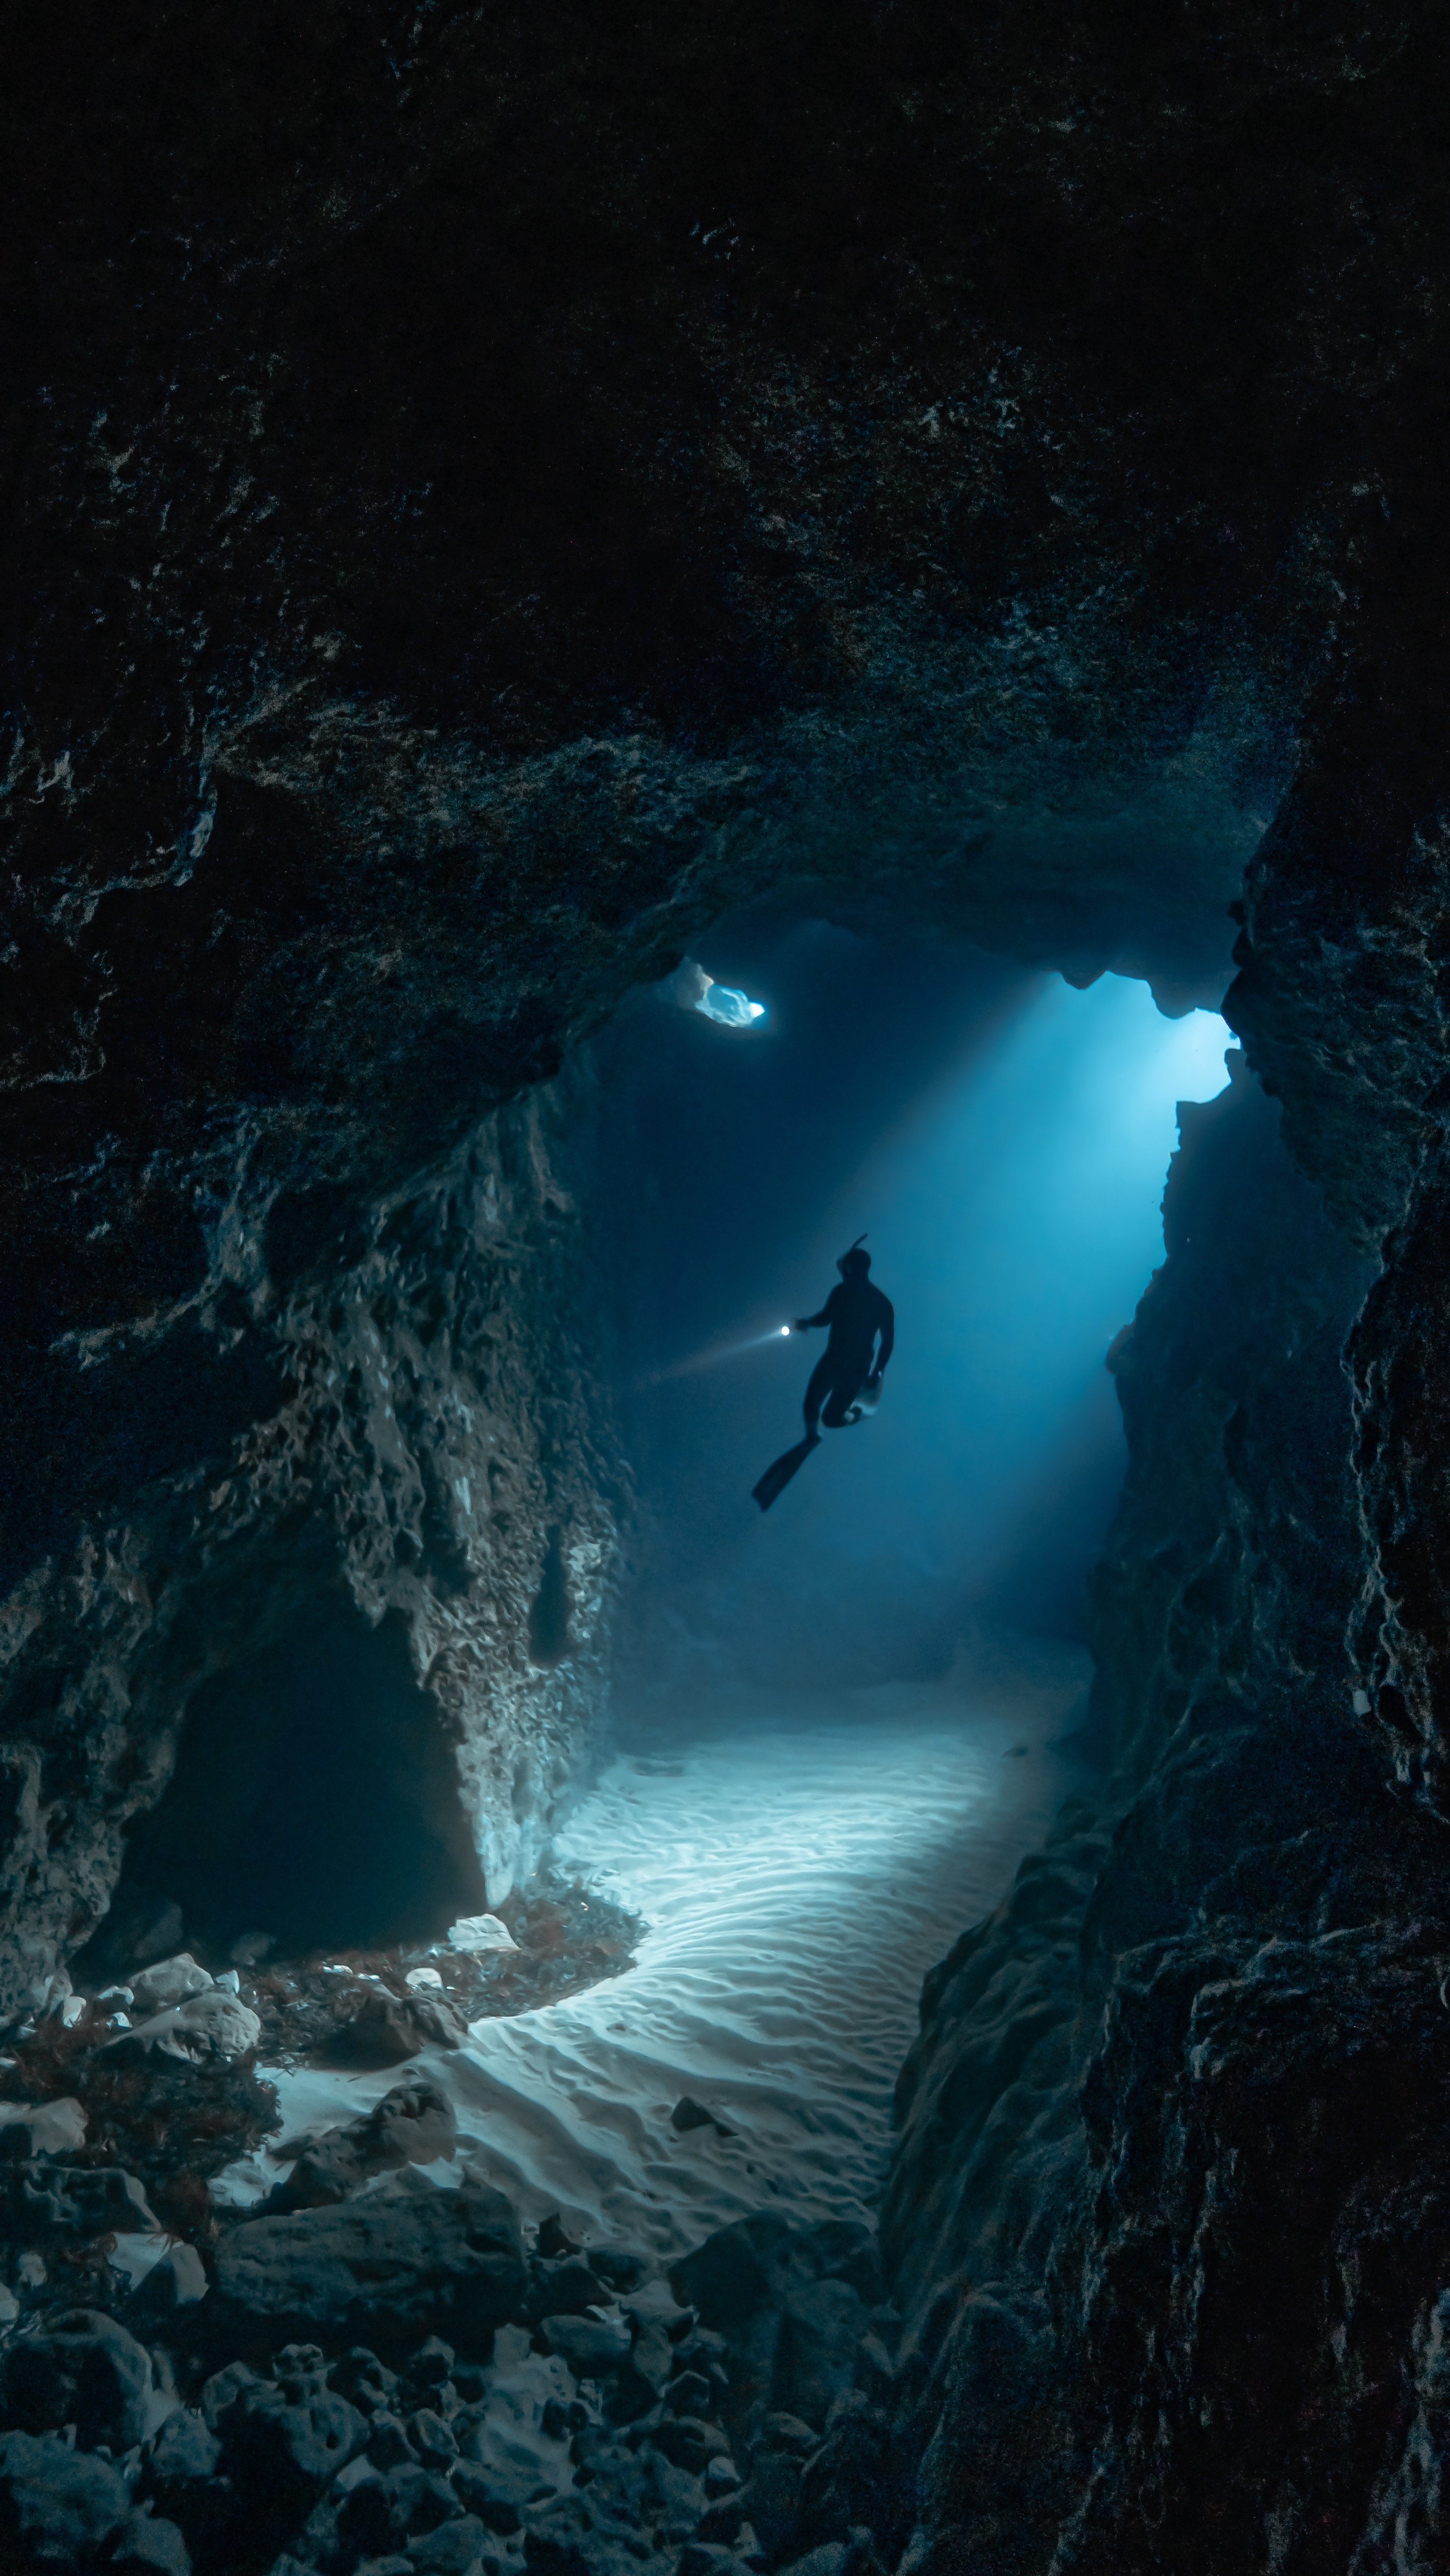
xmin=217 ymin=1666 xmax=1084 ymax=2262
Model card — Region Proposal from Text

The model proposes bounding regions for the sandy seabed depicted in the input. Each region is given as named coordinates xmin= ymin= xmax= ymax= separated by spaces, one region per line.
xmin=215 ymin=1659 xmax=1086 ymax=2260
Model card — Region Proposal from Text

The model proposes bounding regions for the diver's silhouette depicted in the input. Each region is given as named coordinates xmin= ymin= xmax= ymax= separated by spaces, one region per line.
xmin=752 ymin=1239 xmax=895 ymax=1511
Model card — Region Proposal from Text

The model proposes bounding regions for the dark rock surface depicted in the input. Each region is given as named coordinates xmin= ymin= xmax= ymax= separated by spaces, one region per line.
xmin=209 ymin=2177 xmax=527 ymax=2356
xmin=878 ymin=1042 xmax=1450 ymax=2571
xmin=0 ymin=2187 xmax=907 ymax=2576
xmin=6 ymin=7 xmax=1450 ymax=2576
xmin=4 ymin=0 xmax=1436 ymax=2004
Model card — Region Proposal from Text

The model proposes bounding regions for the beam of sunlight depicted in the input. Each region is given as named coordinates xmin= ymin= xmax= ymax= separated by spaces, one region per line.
xmin=796 ymin=977 xmax=1234 ymax=1563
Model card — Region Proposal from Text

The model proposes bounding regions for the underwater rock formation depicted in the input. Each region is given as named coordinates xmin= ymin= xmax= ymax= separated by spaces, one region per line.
xmin=5 ymin=0 xmax=1436 ymax=1996
xmin=0 ymin=1082 xmax=619 ymax=2007
xmin=882 ymin=1038 xmax=1450 ymax=2569
xmin=6 ymin=4 xmax=1450 ymax=2572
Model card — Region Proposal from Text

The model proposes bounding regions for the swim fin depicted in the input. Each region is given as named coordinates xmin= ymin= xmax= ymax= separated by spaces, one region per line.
xmin=752 ymin=1435 xmax=820 ymax=1512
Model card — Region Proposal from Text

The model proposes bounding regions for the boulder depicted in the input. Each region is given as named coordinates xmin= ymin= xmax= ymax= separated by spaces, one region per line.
xmin=0 ymin=2311 xmax=175 ymax=2451
xmin=105 ymin=1989 xmax=261 ymax=2064
xmin=127 ymin=2242 xmax=209 ymax=2321
xmin=106 ymin=2507 xmax=193 ymax=2573
xmin=0 ymin=2097 xmax=87 ymax=2159
xmin=1 ymin=2162 xmax=159 ymax=2240
xmin=142 ymin=2407 xmax=222 ymax=2498
xmin=130 ymin=1954 xmax=215 ymax=2015
xmin=526 ymin=2255 xmax=613 ymax=2323
xmin=211 ymin=2177 xmax=526 ymax=2352
xmin=408 ymin=2406 xmax=457 ymax=2469
xmin=408 ymin=2334 xmax=456 ymax=2387
xmin=199 ymin=2360 xmax=267 ymax=2431
xmin=0 ymin=2430 xmax=131 ymax=2569
xmin=222 ymin=2379 xmax=367 ymax=2494
xmin=270 ymin=2081 xmax=458 ymax=2212
xmin=410 ymin=2515 xmax=492 ymax=2572
xmin=378 ymin=2461 xmax=464 ymax=2537
xmin=670 ymin=2218 xmax=874 ymax=2427
xmin=448 ymin=1915 xmax=520 ymax=1955
xmin=331 ymin=1990 xmax=470 ymax=2066
xmin=649 ymin=2416 xmax=728 ymax=2476
xmin=538 ymin=2313 xmax=632 ymax=2378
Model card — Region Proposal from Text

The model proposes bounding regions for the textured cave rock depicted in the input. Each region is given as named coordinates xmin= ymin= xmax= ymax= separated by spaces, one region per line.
xmin=6 ymin=0 xmax=1446 ymax=2001
xmin=0 ymin=1079 xmax=620 ymax=2005
xmin=7 ymin=10 xmax=1450 ymax=2574
xmin=881 ymin=1047 xmax=1450 ymax=2573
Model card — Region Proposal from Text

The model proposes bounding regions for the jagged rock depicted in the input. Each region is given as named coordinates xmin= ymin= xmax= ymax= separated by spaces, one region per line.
xmin=128 ymin=2242 xmax=209 ymax=2321
xmin=649 ymin=2416 xmax=728 ymax=2476
xmin=0 ymin=2430 xmax=132 ymax=2569
xmin=538 ymin=2314 xmax=632 ymax=2378
xmin=669 ymin=2097 xmax=731 ymax=2138
xmin=331 ymin=1989 xmax=470 ymax=2067
xmin=366 ymin=2412 xmax=418 ymax=2471
xmin=665 ymin=2370 xmax=713 ymax=2417
xmin=0 ymin=2096 xmax=86 ymax=2159
xmin=0 ymin=2159 xmax=159 ymax=2240
xmin=199 ymin=2359 xmax=267 ymax=2431
xmin=211 ymin=2177 xmax=526 ymax=2351
xmin=142 ymin=2406 xmax=222 ymax=2500
xmin=329 ymin=2347 xmax=402 ymax=2413
xmin=410 ymin=2518 xmax=493 ymax=2573
xmin=130 ymin=1955 xmax=215 ymax=2015
xmin=792 ymin=2395 xmax=892 ymax=2554
xmin=269 ymin=2081 xmax=458 ymax=2211
xmin=221 ymin=2376 xmax=367 ymax=2494
xmin=409 ymin=2335 xmax=457 ymax=2387
xmin=408 ymin=2407 xmax=458 ymax=2469
xmin=0 ymin=2309 xmax=176 ymax=2451
xmin=380 ymin=2461 xmax=464 ymax=2539
xmin=587 ymin=2250 xmax=652 ymax=2297
xmin=776 ymin=2546 xmax=847 ymax=2576
xmin=670 ymin=2219 xmax=875 ymax=2429
xmin=449 ymin=1916 xmax=520 ymax=1955
xmin=106 ymin=1989 xmax=261 ymax=2064
xmin=525 ymin=2255 xmax=613 ymax=2324
xmin=107 ymin=2508 xmax=193 ymax=2574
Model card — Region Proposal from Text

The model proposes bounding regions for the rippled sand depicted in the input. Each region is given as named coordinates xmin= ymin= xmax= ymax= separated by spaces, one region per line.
xmin=216 ymin=1657 xmax=1086 ymax=2259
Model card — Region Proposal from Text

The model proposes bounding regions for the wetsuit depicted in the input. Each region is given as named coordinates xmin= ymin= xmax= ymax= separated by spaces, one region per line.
xmin=798 ymin=1276 xmax=895 ymax=1434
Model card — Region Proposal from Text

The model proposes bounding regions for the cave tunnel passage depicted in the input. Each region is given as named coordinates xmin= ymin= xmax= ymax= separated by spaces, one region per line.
xmin=592 ymin=916 xmax=1237 ymax=1710
xmin=86 ymin=1600 xmax=488 ymax=1973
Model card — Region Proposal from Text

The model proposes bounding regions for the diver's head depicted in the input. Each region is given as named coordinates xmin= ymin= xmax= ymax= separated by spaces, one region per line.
xmin=838 ymin=1235 xmax=871 ymax=1279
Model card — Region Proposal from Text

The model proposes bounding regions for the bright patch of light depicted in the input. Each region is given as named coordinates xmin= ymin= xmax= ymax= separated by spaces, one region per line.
xmin=643 ymin=1325 xmax=796 ymax=1385
xmin=767 ymin=975 xmax=1241 ymax=1572
xmin=1156 ymin=1005 xmax=1234 ymax=1106
xmin=696 ymin=979 xmax=766 ymax=1028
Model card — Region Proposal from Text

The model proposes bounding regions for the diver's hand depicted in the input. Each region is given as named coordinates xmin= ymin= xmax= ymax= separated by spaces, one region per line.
xmin=791 ymin=1317 xmax=812 ymax=1333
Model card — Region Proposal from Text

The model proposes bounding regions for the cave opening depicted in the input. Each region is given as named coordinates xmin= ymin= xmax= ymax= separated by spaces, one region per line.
xmin=80 ymin=1599 xmax=489 ymax=1975
xmin=587 ymin=910 xmax=1235 ymax=1722
xmin=324 ymin=905 xmax=1250 ymax=2250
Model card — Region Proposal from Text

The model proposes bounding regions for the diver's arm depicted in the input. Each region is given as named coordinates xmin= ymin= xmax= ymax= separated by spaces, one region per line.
xmin=793 ymin=1287 xmax=840 ymax=1332
xmin=873 ymin=1298 xmax=896 ymax=1373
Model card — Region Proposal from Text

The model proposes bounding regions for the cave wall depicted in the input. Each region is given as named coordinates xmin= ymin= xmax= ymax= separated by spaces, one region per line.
xmin=878 ymin=1025 xmax=1450 ymax=2570
xmin=6 ymin=0 xmax=1367 ymax=2007
xmin=5 ymin=11 xmax=1450 ymax=2561
xmin=0 ymin=1077 xmax=621 ymax=2012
